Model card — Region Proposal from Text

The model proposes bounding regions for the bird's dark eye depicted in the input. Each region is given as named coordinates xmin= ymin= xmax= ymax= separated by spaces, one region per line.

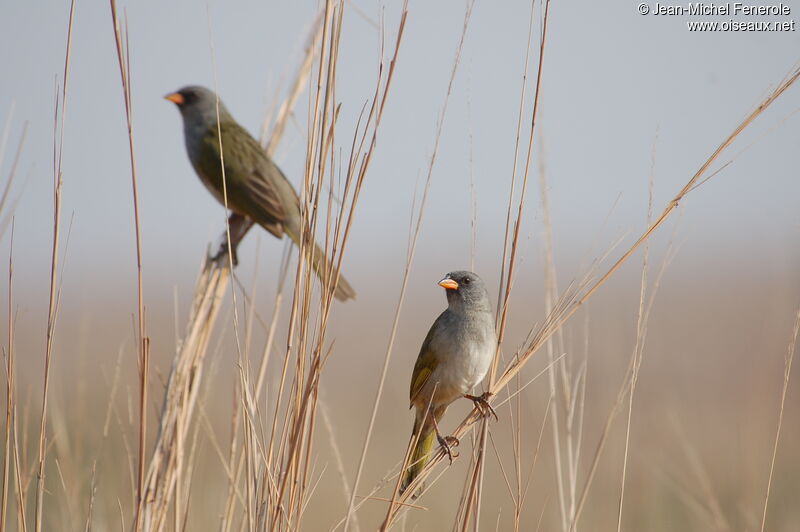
xmin=182 ymin=91 xmax=195 ymax=105
xmin=463 ymin=277 xmax=471 ymax=284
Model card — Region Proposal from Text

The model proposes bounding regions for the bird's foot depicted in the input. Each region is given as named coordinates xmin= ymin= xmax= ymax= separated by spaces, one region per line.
xmin=211 ymin=240 xmax=239 ymax=267
xmin=437 ymin=434 xmax=460 ymax=464
xmin=465 ymin=392 xmax=498 ymax=421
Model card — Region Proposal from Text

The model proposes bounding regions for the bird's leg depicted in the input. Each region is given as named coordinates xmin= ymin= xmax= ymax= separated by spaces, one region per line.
xmin=212 ymin=213 xmax=254 ymax=267
xmin=464 ymin=392 xmax=498 ymax=421
xmin=432 ymin=415 xmax=459 ymax=464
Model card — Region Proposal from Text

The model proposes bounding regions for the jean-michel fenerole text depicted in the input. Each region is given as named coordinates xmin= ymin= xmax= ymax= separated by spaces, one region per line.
xmin=651 ymin=3 xmax=791 ymax=16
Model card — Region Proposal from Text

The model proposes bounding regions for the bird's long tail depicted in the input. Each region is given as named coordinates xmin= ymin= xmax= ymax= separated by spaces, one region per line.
xmin=399 ymin=407 xmax=441 ymax=497
xmin=286 ymin=228 xmax=356 ymax=301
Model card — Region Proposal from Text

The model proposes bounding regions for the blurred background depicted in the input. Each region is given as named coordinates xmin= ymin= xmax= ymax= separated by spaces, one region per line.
xmin=1 ymin=0 xmax=799 ymax=530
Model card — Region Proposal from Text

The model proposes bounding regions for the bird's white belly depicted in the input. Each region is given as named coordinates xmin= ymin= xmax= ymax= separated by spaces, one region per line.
xmin=427 ymin=324 xmax=493 ymax=406
xmin=435 ymin=348 xmax=490 ymax=398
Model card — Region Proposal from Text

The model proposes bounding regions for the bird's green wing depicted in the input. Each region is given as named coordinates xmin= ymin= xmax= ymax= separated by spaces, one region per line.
xmin=221 ymin=122 xmax=295 ymax=226
xmin=409 ymin=316 xmax=442 ymax=406
xmin=198 ymin=121 xmax=299 ymax=236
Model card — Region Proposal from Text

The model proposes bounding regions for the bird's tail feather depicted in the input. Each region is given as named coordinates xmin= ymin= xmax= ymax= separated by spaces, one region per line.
xmin=399 ymin=410 xmax=437 ymax=497
xmin=286 ymin=228 xmax=356 ymax=301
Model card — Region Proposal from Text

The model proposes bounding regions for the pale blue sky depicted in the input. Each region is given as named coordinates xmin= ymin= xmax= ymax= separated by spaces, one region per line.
xmin=1 ymin=0 xmax=798 ymax=305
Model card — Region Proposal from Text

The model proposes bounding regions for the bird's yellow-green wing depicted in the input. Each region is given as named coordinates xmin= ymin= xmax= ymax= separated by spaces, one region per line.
xmin=197 ymin=121 xmax=298 ymax=236
xmin=221 ymin=122 xmax=294 ymax=221
xmin=409 ymin=315 xmax=443 ymax=406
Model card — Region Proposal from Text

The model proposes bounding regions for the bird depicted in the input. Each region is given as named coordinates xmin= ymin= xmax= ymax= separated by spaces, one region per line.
xmin=399 ymin=271 xmax=498 ymax=497
xmin=165 ymin=85 xmax=356 ymax=301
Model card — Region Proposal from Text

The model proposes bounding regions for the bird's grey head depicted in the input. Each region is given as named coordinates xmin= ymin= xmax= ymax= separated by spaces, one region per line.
xmin=439 ymin=271 xmax=491 ymax=313
xmin=164 ymin=85 xmax=232 ymax=126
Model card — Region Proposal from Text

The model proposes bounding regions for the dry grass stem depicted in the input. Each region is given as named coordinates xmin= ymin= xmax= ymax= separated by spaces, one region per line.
xmin=382 ymin=58 xmax=800 ymax=530
xmin=759 ymin=306 xmax=800 ymax=531
xmin=0 ymin=122 xmax=28 ymax=241
xmin=109 ymin=3 xmax=149 ymax=529
xmin=120 ymin=2 xmax=407 ymax=530
xmin=455 ymin=2 xmax=551 ymax=530
xmin=336 ymin=0 xmax=471 ymax=527
xmin=34 ymin=2 xmax=75 ymax=530
xmin=2 ymin=221 xmax=16 ymax=531
xmin=140 ymin=258 xmax=231 ymax=530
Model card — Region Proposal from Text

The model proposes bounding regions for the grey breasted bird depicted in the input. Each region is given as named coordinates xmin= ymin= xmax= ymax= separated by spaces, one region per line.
xmin=400 ymin=271 xmax=498 ymax=496
xmin=165 ymin=85 xmax=355 ymax=301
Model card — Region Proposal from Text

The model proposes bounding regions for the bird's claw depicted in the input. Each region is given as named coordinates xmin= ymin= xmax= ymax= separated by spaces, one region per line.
xmin=437 ymin=434 xmax=460 ymax=463
xmin=465 ymin=392 xmax=498 ymax=421
xmin=211 ymin=241 xmax=239 ymax=267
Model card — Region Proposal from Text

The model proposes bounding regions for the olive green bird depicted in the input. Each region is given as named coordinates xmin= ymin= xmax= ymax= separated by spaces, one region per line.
xmin=165 ymin=85 xmax=355 ymax=301
xmin=399 ymin=271 xmax=498 ymax=497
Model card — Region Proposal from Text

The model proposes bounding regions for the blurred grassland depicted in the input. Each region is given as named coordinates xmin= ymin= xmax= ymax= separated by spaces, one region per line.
xmin=1 ymin=257 xmax=798 ymax=530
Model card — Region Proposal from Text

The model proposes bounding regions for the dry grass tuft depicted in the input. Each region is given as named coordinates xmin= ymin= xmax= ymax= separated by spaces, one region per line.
xmin=378 ymin=11 xmax=800 ymax=528
xmin=2 ymin=3 xmax=799 ymax=531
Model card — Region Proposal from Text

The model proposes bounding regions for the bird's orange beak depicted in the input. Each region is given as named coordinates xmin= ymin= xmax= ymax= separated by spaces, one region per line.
xmin=439 ymin=278 xmax=458 ymax=290
xmin=164 ymin=92 xmax=184 ymax=105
